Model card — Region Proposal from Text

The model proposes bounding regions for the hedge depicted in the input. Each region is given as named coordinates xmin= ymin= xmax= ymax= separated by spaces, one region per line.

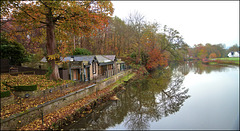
xmin=2 ymin=82 xmax=13 ymax=88
xmin=2 ymin=82 xmax=37 ymax=91
xmin=1 ymin=90 xmax=11 ymax=98
xmin=12 ymin=85 xmax=37 ymax=91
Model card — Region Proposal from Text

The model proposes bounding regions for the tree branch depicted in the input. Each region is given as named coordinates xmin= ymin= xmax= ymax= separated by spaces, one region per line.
xmin=15 ymin=25 xmax=46 ymax=32
xmin=21 ymin=8 xmax=47 ymax=25
xmin=53 ymin=14 xmax=65 ymax=23
xmin=39 ymin=0 xmax=50 ymax=9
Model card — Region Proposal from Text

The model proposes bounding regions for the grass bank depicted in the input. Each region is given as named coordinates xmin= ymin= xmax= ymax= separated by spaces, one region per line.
xmin=109 ymin=73 xmax=136 ymax=91
xmin=208 ymin=57 xmax=239 ymax=65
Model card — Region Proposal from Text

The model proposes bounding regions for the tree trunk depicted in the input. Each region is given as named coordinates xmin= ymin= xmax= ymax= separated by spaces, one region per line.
xmin=46 ymin=8 xmax=60 ymax=80
xmin=73 ymin=35 xmax=75 ymax=50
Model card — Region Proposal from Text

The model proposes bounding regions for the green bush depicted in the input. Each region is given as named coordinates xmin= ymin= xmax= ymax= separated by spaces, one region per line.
xmin=2 ymin=82 xmax=13 ymax=88
xmin=0 ymin=37 xmax=29 ymax=66
xmin=12 ymin=85 xmax=37 ymax=91
xmin=1 ymin=90 xmax=11 ymax=98
xmin=72 ymin=48 xmax=92 ymax=55
xmin=130 ymin=52 xmax=136 ymax=59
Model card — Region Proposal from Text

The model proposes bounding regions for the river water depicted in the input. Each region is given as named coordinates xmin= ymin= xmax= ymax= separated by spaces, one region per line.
xmin=65 ymin=62 xmax=239 ymax=130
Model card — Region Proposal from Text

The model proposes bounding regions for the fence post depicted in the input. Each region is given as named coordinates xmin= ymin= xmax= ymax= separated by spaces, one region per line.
xmin=41 ymin=110 xmax=44 ymax=125
xmin=20 ymin=97 xmax=22 ymax=110
xmin=96 ymin=85 xmax=98 ymax=98
xmin=43 ymin=90 xmax=45 ymax=103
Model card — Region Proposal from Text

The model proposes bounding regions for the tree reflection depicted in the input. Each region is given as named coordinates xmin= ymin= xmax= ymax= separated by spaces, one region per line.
xmin=156 ymin=73 xmax=190 ymax=117
xmin=186 ymin=61 xmax=237 ymax=74
xmin=67 ymin=67 xmax=190 ymax=130
xmin=171 ymin=61 xmax=237 ymax=75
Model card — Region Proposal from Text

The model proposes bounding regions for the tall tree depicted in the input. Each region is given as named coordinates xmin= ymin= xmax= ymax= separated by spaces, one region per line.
xmin=194 ymin=44 xmax=208 ymax=59
xmin=1 ymin=1 xmax=113 ymax=80
xmin=127 ymin=11 xmax=145 ymax=64
xmin=228 ymin=44 xmax=239 ymax=52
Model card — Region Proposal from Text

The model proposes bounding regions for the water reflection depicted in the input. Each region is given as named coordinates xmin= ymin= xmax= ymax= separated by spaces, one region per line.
xmin=65 ymin=63 xmax=239 ymax=130
xmin=65 ymin=67 xmax=190 ymax=130
xmin=171 ymin=61 xmax=238 ymax=75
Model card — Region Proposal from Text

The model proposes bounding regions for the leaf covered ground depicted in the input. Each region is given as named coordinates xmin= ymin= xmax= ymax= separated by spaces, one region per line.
xmin=1 ymin=80 xmax=91 ymax=119
xmin=19 ymin=72 xmax=135 ymax=130
xmin=1 ymin=74 xmax=73 ymax=91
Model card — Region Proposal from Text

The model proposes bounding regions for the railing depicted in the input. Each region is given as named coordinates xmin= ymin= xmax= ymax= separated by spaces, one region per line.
xmin=92 ymin=67 xmax=131 ymax=83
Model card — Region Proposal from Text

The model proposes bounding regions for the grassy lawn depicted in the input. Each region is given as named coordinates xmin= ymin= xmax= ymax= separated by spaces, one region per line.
xmin=212 ymin=57 xmax=239 ymax=61
xmin=209 ymin=57 xmax=239 ymax=65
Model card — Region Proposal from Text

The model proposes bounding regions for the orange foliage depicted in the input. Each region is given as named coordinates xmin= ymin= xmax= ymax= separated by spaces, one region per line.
xmin=2 ymin=1 xmax=113 ymax=58
xmin=146 ymin=48 xmax=168 ymax=70
xmin=2 ymin=1 xmax=114 ymax=80
xmin=209 ymin=53 xmax=217 ymax=58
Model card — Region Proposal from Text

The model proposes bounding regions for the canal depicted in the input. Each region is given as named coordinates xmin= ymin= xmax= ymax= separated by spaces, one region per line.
xmin=64 ymin=62 xmax=239 ymax=130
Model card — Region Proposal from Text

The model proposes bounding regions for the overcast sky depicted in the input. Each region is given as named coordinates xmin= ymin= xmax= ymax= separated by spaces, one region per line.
xmin=112 ymin=1 xmax=239 ymax=48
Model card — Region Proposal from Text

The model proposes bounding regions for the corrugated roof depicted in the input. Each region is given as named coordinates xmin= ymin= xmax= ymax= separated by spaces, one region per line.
xmin=40 ymin=55 xmax=119 ymax=65
xmin=102 ymin=55 xmax=116 ymax=61
xmin=40 ymin=57 xmax=47 ymax=62
xmin=95 ymin=55 xmax=112 ymax=63
xmin=41 ymin=55 xmax=95 ymax=63
xmin=65 ymin=55 xmax=95 ymax=63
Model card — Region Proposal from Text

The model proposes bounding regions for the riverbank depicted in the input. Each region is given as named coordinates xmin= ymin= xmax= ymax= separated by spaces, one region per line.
xmin=202 ymin=57 xmax=239 ymax=66
xmin=60 ymin=62 xmax=239 ymax=130
xmin=18 ymin=71 xmax=136 ymax=130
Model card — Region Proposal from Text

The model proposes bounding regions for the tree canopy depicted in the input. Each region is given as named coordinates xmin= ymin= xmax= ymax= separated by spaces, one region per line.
xmin=228 ymin=44 xmax=239 ymax=53
xmin=1 ymin=1 xmax=113 ymax=80
xmin=188 ymin=43 xmax=228 ymax=59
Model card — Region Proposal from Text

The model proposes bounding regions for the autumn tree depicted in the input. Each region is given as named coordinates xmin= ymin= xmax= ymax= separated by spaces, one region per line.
xmin=1 ymin=1 xmax=113 ymax=80
xmin=209 ymin=53 xmax=217 ymax=58
xmin=177 ymin=43 xmax=189 ymax=61
xmin=228 ymin=44 xmax=239 ymax=53
xmin=126 ymin=11 xmax=146 ymax=64
xmin=194 ymin=44 xmax=208 ymax=59
xmin=145 ymin=48 xmax=168 ymax=70
xmin=205 ymin=43 xmax=225 ymax=58
xmin=190 ymin=43 xmax=227 ymax=59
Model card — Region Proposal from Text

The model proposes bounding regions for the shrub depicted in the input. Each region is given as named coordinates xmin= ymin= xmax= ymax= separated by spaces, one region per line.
xmin=72 ymin=48 xmax=92 ymax=55
xmin=1 ymin=90 xmax=11 ymax=98
xmin=2 ymin=82 xmax=12 ymax=88
xmin=209 ymin=53 xmax=217 ymax=58
xmin=12 ymin=85 xmax=37 ymax=91
xmin=0 ymin=37 xmax=29 ymax=66
xmin=130 ymin=52 xmax=136 ymax=59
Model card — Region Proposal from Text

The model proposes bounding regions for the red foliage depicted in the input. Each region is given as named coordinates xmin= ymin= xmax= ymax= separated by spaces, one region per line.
xmin=209 ymin=53 xmax=217 ymax=58
xmin=146 ymin=48 xmax=168 ymax=70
